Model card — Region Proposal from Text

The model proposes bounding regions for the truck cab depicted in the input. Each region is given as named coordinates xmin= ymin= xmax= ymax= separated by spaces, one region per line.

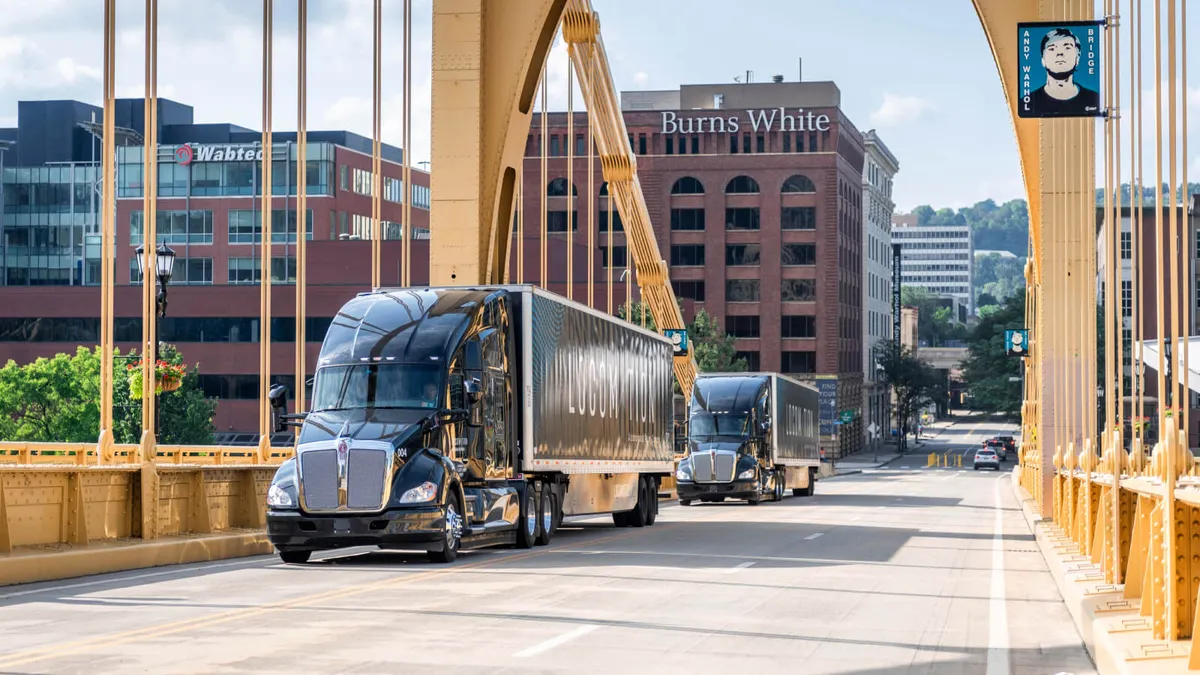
xmin=265 ymin=287 xmax=533 ymax=565
xmin=675 ymin=375 xmax=781 ymax=505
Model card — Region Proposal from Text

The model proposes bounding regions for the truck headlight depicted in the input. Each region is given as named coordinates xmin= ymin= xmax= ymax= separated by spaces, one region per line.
xmin=267 ymin=484 xmax=294 ymax=508
xmin=399 ymin=481 xmax=438 ymax=504
xmin=676 ymin=464 xmax=692 ymax=481
xmin=738 ymin=468 xmax=755 ymax=480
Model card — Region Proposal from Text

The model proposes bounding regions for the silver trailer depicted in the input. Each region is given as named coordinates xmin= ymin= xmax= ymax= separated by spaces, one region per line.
xmin=265 ymin=285 xmax=675 ymax=564
xmin=675 ymin=372 xmax=820 ymax=505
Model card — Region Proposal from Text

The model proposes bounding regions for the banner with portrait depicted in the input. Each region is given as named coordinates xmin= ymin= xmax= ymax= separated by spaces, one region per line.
xmin=1018 ymin=20 xmax=1105 ymax=118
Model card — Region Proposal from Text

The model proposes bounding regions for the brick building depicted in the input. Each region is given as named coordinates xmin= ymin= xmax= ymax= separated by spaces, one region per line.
xmin=520 ymin=78 xmax=868 ymax=457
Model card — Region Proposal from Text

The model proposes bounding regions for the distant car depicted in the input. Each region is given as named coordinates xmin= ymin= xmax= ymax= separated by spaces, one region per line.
xmin=974 ymin=449 xmax=1000 ymax=471
xmin=997 ymin=435 xmax=1016 ymax=453
xmin=983 ymin=438 xmax=1007 ymax=461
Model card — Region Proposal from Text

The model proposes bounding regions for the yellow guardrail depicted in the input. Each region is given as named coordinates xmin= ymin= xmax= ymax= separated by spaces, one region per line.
xmin=1021 ymin=430 xmax=1200 ymax=668
xmin=0 ymin=442 xmax=294 ymax=466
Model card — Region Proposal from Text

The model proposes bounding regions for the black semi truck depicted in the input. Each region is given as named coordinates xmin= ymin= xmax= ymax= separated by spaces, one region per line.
xmin=263 ymin=285 xmax=676 ymax=563
xmin=675 ymin=372 xmax=820 ymax=505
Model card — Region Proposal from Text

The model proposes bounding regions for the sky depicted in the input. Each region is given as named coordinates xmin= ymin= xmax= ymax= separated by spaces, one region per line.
xmin=0 ymin=0 xmax=1196 ymax=213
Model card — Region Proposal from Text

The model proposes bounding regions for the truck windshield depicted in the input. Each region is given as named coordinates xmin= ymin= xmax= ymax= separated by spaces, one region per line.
xmin=687 ymin=412 xmax=750 ymax=441
xmin=311 ymin=364 xmax=443 ymax=411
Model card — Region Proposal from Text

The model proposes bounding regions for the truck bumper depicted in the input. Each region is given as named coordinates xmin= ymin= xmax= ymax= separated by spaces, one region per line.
xmin=677 ymin=480 xmax=759 ymax=501
xmin=266 ymin=506 xmax=445 ymax=552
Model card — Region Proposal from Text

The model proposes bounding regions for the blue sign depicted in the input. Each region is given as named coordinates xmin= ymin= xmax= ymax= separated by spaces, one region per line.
xmin=1005 ymin=329 xmax=1029 ymax=357
xmin=663 ymin=329 xmax=688 ymax=357
xmin=1018 ymin=21 xmax=1104 ymax=118
xmin=816 ymin=377 xmax=838 ymax=437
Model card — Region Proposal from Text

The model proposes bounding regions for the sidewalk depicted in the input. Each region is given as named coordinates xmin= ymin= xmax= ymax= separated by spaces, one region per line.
xmin=829 ymin=415 xmax=964 ymax=475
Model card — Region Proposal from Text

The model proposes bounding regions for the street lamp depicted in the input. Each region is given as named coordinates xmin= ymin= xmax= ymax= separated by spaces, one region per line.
xmin=134 ymin=242 xmax=176 ymax=435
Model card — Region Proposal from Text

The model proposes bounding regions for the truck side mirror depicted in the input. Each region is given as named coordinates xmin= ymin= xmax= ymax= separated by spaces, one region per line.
xmin=464 ymin=378 xmax=483 ymax=404
xmin=760 ymin=417 xmax=771 ymax=434
xmin=268 ymin=385 xmax=289 ymax=433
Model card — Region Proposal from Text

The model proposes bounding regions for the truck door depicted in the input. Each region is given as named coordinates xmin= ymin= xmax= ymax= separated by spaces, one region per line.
xmin=480 ymin=327 xmax=510 ymax=480
xmin=755 ymin=387 xmax=771 ymax=463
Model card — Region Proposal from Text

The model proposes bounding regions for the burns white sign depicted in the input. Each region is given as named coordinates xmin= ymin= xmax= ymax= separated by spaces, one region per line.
xmin=660 ymin=108 xmax=831 ymax=135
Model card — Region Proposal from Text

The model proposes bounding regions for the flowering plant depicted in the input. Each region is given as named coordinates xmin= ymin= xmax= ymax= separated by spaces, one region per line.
xmin=128 ymin=360 xmax=188 ymax=399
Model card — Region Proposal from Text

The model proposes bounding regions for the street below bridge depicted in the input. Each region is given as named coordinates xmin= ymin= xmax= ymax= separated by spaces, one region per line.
xmin=0 ymin=418 xmax=1095 ymax=674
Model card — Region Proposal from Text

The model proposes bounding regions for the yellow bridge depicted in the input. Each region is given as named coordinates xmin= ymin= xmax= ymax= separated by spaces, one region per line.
xmin=0 ymin=0 xmax=1196 ymax=672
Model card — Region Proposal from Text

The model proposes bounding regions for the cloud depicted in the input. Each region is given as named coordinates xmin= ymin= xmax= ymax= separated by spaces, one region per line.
xmin=869 ymin=93 xmax=933 ymax=128
xmin=632 ymin=71 xmax=649 ymax=88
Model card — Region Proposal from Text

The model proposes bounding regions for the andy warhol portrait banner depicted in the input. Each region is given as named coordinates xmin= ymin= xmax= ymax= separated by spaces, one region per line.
xmin=1018 ymin=20 xmax=1105 ymax=118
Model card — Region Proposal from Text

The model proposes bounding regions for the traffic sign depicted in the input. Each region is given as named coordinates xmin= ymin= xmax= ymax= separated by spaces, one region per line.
xmin=663 ymin=329 xmax=688 ymax=357
xmin=839 ymin=410 xmax=854 ymax=424
xmin=1005 ymin=329 xmax=1029 ymax=357
xmin=868 ymin=422 xmax=879 ymax=438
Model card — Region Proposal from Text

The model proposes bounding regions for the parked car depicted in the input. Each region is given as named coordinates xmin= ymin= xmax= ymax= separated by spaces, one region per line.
xmin=974 ymin=448 xmax=1001 ymax=471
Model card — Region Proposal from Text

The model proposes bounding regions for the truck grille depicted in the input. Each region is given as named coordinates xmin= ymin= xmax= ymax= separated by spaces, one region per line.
xmin=693 ymin=451 xmax=736 ymax=483
xmin=299 ymin=445 xmax=391 ymax=512
xmin=347 ymin=448 xmax=389 ymax=510
xmin=300 ymin=449 xmax=339 ymax=510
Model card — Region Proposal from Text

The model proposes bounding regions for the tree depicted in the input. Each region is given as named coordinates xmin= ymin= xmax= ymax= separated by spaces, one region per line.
xmin=901 ymin=287 xmax=967 ymax=347
xmin=617 ymin=302 xmax=747 ymax=373
xmin=873 ymin=342 xmax=941 ymax=453
xmin=962 ymin=290 xmax=1026 ymax=416
xmin=112 ymin=343 xmax=216 ymax=445
xmin=0 ymin=344 xmax=216 ymax=444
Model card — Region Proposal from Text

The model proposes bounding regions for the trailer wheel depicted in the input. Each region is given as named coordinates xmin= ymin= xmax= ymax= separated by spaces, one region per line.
xmin=645 ymin=477 xmax=658 ymax=526
xmin=612 ymin=510 xmax=629 ymax=527
xmin=773 ymin=473 xmax=785 ymax=502
xmin=516 ymin=484 xmax=539 ymax=548
xmin=679 ymin=499 xmax=692 ymax=506
xmin=535 ymin=488 xmax=554 ymax=546
xmin=628 ymin=480 xmax=649 ymax=527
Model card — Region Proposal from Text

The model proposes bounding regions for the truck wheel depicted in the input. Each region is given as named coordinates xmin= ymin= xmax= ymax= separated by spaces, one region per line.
xmin=278 ymin=549 xmax=311 ymax=564
xmin=612 ymin=510 xmax=630 ymax=527
xmin=427 ymin=497 xmax=463 ymax=563
xmin=628 ymin=480 xmax=649 ymax=527
xmin=774 ymin=474 xmax=785 ymax=502
xmin=535 ymin=489 xmax=554 ymax=546
xmin=645 ymin=477 xmax=658 ymax=526
xmin=679 ymin=499 xmax=692 ymax=506
xmin=516 ymin=484 xmax=539 ymax=548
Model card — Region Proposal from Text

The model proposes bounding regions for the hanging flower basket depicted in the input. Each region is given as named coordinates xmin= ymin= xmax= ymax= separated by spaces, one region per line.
xmin=127 ymin=360 xmax=187 ymax=400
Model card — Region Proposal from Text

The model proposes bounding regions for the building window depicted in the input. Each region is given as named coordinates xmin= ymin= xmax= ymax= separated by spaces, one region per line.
xmin=411 ymin=184 xmax=431 ymax=209
xmin=725 ymin=208 xmax=760 ymax=231
xmin=726 ymin=280 xmax=760 ymax=302
xmin=725 ymin=244 xmax=761 ymax=266
xmin=726 ymin=315 xmax=760 ymax=338
xmin=352 ymin=168 xmax=373 ymax=196
xmin=598 ymin=209 xmax=625 ymax=232
xmin=781 ymin=207 xmax=817 ymax=230
xmin=781 ymin=351 xmax=817 ymax=374
xmin=602 ymin=246 xmax=627 ymax=268
xmin=725 ymin=175 xmax=760 ymax=194
xmin=665 ymin=137 xmax=674 ymax=155
xmin=672 ymin=280 xmax=705 ymax=302
xmin=131 ymin=257 xmax=213 ymax=285
xmin=547 ymin=178 xmax=576 ymax=196
xmin=550 ymin=136 xmax=561 ymax=156
xmin=781 ymin=244 xmax=816 ymax=266
xmin=782 ymin=315 xmax=816 ymax=338
xmin=130 ymin=210 xmax=214 ymax=246
xmin=670 ymin=177 xmax=705 ymax=195
xmin=782 ymin=279 xmax=816 ymax=302
xmin=227 ymin=256 xmax=298 ymax=284
xmin=670 ymin=208 xmax=705 ymax=231
xmin=339 ymin=165 xmax=349 ymax=191
xmin=1121 ymin=231 xmax=1131 ymax=259
xmin=228 ymin=209 xmax=314 ymax=244
xmin=736 ymin=351 xmax=760 ymax=370
xmin=670 ymin=245 xmax=705 ymax=267
xmin=547 ymin=211 xmax=578 ymax=232
xmin=781 ymin=174 xmax=817 ymax=193
xmin=384 ymin=177 xmax=404 ymax=203
xmin=1121 ymin=280 xmax=1132 ymax=317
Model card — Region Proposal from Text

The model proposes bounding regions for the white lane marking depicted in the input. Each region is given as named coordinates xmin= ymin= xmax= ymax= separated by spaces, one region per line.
xmin=804 ymin=533 xmax=824 ymax=540
xmin=987 ymin=476 xmax=1011 ymax=675
xmin=514 ymin=624 xmax=600 ymax=658
xmin=724 ymin=562 xmax=756 ymax=573
xmin=900 ymin=466 xmax=911 ymax=469
xmin=0 ymin=557 xmax=269 ymax=601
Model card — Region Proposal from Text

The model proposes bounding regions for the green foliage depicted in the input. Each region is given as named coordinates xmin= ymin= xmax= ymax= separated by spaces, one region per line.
xmin=617 ymin=302 xmax=747 ymax=373
xmin=1094 ymin=182 xmax=1200 ymax=206
xmin=912 ymin=198 xmax=1029 ymax=256
xmin=0 ymin=344 xmax=215 ymax=444
xmin=900 ymin=287 xmax=967 ymax=347
xmin=962 ymin=290 xmax=1026 ymax=415
xmin=872 ymin=342 xmax=942 ymax=449
xmin=974 ymin=253 xmax=1027 ymax=306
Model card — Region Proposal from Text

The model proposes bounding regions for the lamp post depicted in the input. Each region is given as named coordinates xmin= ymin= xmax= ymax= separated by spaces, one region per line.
xmin=134 ymin=242 xmax=176 ymax=437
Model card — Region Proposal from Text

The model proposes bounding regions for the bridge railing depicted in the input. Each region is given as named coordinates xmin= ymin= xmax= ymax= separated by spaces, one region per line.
xmin=1022 ymin=430 xmax=1200 ymax=668
xmin=0 ymin=442 xmax=293 ymax=466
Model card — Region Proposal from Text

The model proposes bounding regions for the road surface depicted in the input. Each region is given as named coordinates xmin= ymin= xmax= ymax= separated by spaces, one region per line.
xmin=0 ymin=419 xmax=1093 ymax=674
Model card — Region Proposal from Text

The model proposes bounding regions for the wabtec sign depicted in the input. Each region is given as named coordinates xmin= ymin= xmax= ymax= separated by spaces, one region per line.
xmin=661 ymin=108 xmax=831 ymax=135
xmin=174 ymin=143 xmax=265 ymax=166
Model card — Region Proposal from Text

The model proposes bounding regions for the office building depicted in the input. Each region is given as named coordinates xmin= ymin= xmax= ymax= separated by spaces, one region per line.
xmin=862 ymin=130 xmax=899 ymax=445
xmin=891 ymin=219 xmax=974 ymax=315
